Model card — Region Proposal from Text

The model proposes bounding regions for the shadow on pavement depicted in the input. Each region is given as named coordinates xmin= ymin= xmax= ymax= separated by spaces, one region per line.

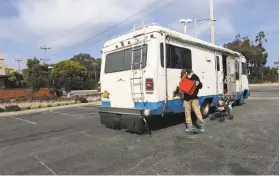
xmin=145 ymin=111 xmax=201 ymax=132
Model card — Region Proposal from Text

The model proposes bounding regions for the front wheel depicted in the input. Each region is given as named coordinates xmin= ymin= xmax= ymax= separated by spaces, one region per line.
xmin=200 ymin=100 xmax=211 ymax=119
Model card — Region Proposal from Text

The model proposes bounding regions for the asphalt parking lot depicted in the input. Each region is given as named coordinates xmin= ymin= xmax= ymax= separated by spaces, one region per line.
xmin=0 ymin=85 xmax=278 ymax=175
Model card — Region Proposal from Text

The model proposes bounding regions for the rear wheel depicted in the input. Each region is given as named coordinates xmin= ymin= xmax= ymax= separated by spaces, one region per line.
xmin=201 ymin=100 xmax=211 ymax=119
xmin=236 ymin=96 xmax=244 ymax=106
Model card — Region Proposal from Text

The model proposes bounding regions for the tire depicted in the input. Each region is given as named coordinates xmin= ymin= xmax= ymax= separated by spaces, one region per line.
xmin=201 ymin=100 xmax=211 ymax=119
xmin=210 ymin=113 xmax=216 ymax=120
xmin=236 ymin=96 xmax=244 ymax=106
xmin=219 ymin=116 xmax=225 ymax=122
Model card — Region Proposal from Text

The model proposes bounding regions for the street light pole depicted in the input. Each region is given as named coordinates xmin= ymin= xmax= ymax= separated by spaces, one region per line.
xmin=194 ymin=18 xmax=197 ymax=38
xmin=179 ymin=19 xmax=192 ymax=34
xmin=210 ymin=0 xmax=215 ymax=44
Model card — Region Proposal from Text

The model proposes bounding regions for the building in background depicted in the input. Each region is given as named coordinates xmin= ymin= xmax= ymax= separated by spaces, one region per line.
xmin=0 ymin=57 xmax=8 ymax=89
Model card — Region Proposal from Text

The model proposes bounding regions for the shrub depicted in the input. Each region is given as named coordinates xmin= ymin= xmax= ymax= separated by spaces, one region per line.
xmin=19 ymin=103 xmax=31 ymax=111
xmin=0 ymin=107 xmax=5 ymax=112
xmin=79 ymin=97 xmax=88 ymax=103
xmin=40 ymin=103 xmax=49 ymax=108
xmin=5 ymin=105 xmax=21 ymax=112
xmin=31 ymin=104 xmax=40 ymax=109
xmin=20 ymin=106 xmax=31 ymax=111
xmin=55 ymin=89 xmax=63 ymax=97
xmin=74 ymin=95 xmax=80 ymax=104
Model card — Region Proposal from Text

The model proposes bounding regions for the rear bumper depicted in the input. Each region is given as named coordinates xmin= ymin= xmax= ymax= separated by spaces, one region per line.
xmin=98 ymin=107 xmax=151 ymax=132
xmin=99 ymin=107 xmax=142 ymax=115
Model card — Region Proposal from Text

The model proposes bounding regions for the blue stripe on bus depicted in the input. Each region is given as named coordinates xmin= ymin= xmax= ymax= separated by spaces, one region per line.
xmin=100 ymin=91 xmax=247 ymax=115
xmin=101 ymin=94 xmax=221 ymax=115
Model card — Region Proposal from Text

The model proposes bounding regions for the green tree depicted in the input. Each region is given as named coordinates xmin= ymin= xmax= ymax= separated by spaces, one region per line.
xmin=24 ymin=57 xmax=50 ymax=91
xmin=70 ymin=53 xmax=101 ymax=89
xmin=5 ymin=67 xmax=22 ymax=88
xmin=51 ymin=60 xmax=87 ymax=95
xmin=224 ymin=31 xmax=268 ymax=83
xmin=93 ymin=58 xmax=101 ymax=88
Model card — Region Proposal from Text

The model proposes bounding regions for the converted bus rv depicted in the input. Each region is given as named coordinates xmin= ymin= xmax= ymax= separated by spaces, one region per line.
xmin=98 ymin=24 xmax=250 ymax=133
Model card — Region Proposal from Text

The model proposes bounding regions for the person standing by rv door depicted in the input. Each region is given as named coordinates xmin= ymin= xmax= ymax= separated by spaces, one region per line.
xmin=173 ymin=69 xmax=205 ymax=132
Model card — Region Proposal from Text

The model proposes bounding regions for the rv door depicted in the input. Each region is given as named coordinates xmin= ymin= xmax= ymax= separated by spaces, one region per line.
xmin=215 ymin=54 xmax=223 ymax=95
xmin=227 ymin=57 xmax=236 ymax=94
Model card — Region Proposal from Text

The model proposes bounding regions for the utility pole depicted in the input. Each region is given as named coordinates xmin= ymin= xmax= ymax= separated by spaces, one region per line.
xmin=15 ymin=58 xmax=23 ymax=74
xmin=40 ymin=45 xmax=51 ymax=64
xmin=209 ymin=0 xmax=215 ymax=44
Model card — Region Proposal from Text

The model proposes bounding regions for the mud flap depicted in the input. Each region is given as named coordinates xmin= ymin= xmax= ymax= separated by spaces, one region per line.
xmin=98 ymin=107 xmax=147 ymax=133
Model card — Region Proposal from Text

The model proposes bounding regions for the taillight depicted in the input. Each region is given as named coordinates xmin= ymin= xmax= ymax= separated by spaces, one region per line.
xmin=146 ymin=78 xmax=154 ymax=91
xmin=97 ymin=83 xmax=101 ymax=92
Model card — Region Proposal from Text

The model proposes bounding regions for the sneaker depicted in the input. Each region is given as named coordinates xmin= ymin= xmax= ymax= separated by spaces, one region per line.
xmin=185 ymin=124 xmax=194 ymax=132
xmin=200 ymin=123 xmax=205 ymax=132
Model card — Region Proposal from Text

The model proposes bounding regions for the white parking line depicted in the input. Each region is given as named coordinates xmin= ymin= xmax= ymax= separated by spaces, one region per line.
xmin=76 ymin=106 xmax=94 ymax=110
xmin=9 ymin=116 xmax=37 ymax=125
xmin=34 ymin=156 xmax=56 ymax=175
xmin=48 ymin=111 xmax=85 ymax=118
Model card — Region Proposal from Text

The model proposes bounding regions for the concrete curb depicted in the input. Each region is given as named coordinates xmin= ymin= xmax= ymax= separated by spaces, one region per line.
xmin=0 ymin=101 xmax=101 ymax=117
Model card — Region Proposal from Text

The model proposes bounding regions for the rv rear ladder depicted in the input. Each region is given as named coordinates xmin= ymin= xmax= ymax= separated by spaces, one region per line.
xmin=130 ymin=26 xmax=147 ymax=102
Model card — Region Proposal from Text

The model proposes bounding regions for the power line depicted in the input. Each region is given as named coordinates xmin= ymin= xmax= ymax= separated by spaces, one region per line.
xmin=48 ymin=0 xmax=176 ymax=59
xmin=70 ymin=0 xmax=176 ymax=48
xmin=51 ymin=0 xmax=167 ymax=44
xmin=49 ymin=0 xmax=163 ymax=46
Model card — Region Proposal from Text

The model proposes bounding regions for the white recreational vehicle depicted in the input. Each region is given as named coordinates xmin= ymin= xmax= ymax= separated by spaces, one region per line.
xmin=98 ymin=24 xmax=250 ymax=133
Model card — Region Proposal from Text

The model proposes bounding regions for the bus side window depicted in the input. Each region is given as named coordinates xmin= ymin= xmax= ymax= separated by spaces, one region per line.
xmin=160 ymin=43 xmax=192 ymax=69
xmin=235 ymin=60 xmax=240 ymax=80
xmin=216 ymin=56 xmax=220 ymax=71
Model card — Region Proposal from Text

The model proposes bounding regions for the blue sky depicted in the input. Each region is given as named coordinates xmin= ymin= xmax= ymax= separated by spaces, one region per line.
xmin=0 ymin=0 xmax=279 ymax=70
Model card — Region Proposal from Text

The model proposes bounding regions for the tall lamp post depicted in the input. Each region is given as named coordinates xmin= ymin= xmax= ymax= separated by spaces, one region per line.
xmin=179 ymin=19 xmax=193 ymax=34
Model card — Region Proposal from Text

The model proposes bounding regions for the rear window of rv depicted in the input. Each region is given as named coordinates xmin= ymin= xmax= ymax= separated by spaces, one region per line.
xmin=160 ymin=43 xmax=192 ymax=69
xmin=105 ymin=44 xmax=147 ymax=73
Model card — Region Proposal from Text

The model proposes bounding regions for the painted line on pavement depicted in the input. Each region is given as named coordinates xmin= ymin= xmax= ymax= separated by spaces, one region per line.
xmin=9 ymin=116 xmax=37 ymax=125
